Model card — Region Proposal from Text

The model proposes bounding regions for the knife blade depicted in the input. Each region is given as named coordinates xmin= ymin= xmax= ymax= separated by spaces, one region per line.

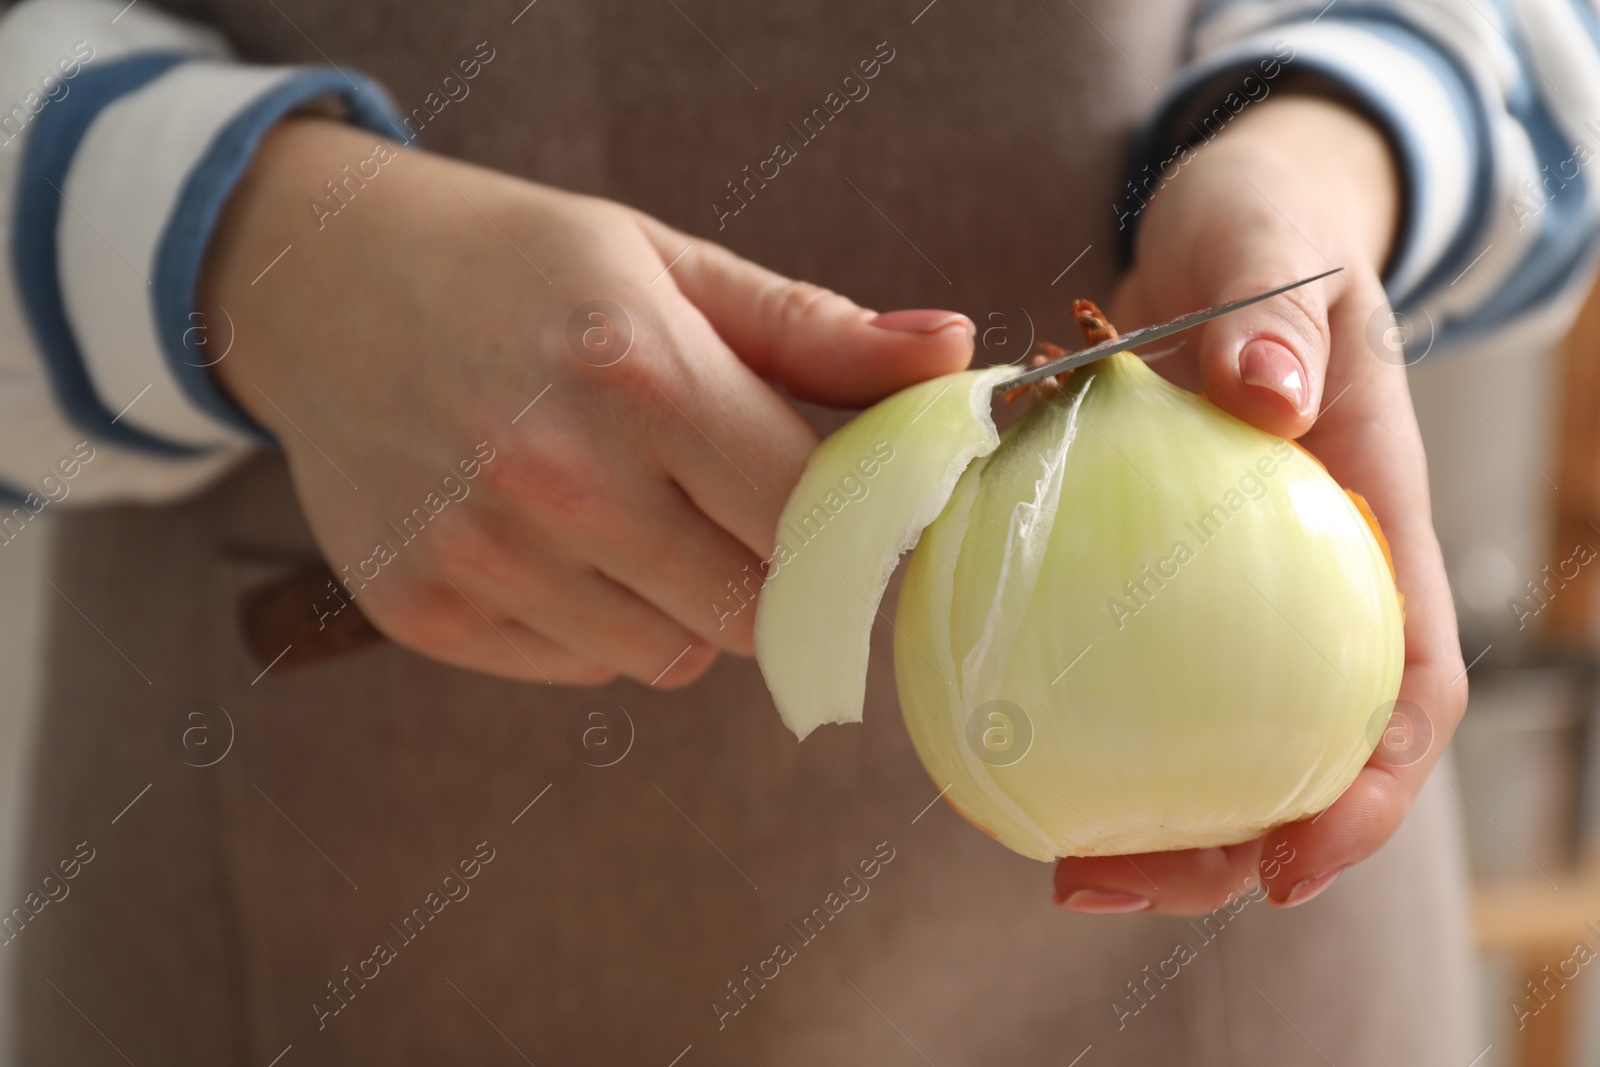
xmin=993 ymin=266 xmax=1344 ymax=395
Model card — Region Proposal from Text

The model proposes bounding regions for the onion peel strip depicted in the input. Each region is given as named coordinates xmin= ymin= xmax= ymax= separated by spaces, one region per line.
xmin=754 ymin=367 xmax=1015 ymax=739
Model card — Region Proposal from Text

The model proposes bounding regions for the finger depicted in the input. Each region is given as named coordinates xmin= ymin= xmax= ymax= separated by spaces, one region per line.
xmin=1255 ymin=738 xmax=1414 ymax=907
xmin=506 ymin=400 xmax=774 ymax=649
xmin=373 ymin=583 xmax=618 ymax=686
xmin=1053 ymin=840 xmax=1265 ymax=917
xmin=1188 ymin=206 xmax=1341 ymax=437
xmin=434 ymin=514 xmax=720 ymax=688
xmin=475 ymin=402 xmax=778 ymax=659
xmin=479 ymin=560 xmax=720 ymax=689
xmin=435 ymin=618 xmax=618 ymax=686
xmin=642 ymin=312 xmax=819 ymax=558
xmin=586 ymin=476 xmax=768 ymax=656
xmin=1257 ymin=276 xmax=1466 ymax=903
xmin=635 ymin=215 xmax=975 ymax=406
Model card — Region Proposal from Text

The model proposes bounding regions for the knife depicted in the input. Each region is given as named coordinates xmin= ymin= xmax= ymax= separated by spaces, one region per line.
xmin=993 ymin=267 xmax=1343 ymax=395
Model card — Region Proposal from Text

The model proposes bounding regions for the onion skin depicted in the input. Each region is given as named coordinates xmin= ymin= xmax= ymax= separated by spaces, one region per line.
xmin=895 ymin=352 xmax=1404 ymax=861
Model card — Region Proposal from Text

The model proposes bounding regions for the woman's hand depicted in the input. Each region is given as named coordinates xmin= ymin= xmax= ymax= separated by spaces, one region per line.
xmin=204 ymin=118 xmax=975 ymax=687
xmin=1053 ymin=96 xmax=1466 ymax=913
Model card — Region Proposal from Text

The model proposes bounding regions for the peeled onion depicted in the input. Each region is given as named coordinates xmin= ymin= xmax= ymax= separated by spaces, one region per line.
xmin=755 ymin=346 xmax=1403 ymax=861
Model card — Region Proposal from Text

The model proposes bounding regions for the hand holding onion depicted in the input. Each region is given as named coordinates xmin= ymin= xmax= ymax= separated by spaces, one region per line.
xmin=1073 ymin=96 xmax=1466 ymax=914
xmin=755 ymin=96 xmax=1466 ymax=916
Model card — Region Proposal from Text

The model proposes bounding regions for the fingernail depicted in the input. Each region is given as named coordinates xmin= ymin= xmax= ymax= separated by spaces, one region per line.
xmin=1273 ymin=865 xmax=1347 ymax=909
xmin=1239 ymin=339 xmax=1307 ymax=413
xmin=869 ymin=309 xmax=976 ymax=337
xmin=1058 ymin=889 xmax=1152 ymax=914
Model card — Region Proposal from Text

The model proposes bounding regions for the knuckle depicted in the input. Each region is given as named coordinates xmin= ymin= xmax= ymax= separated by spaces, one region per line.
xmin=430 ymin=517 xmax=508 ymax=581
xmin=590 ymin=327 xmax=692 ymax=417
xmin=763 ymin=279 xmax=841 ymax=331
xmin=482 ymin=437 xmax=611 ymax=534
xmin=1273 ymin=283 xmax=1332 ymax=351
xmin=649 ymin=529 xmax=715 ymax=594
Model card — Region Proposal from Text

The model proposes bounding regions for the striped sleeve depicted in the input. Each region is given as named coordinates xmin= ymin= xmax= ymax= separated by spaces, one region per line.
xmin=1128 ymin=0 xmax=1600 ymax=354
xmin=0 ymin=0 xmax=406 ymax=509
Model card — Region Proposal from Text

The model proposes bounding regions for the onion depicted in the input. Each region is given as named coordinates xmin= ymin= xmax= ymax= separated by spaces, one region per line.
xmin=755 ymin=317 xmax=1403 ymax=861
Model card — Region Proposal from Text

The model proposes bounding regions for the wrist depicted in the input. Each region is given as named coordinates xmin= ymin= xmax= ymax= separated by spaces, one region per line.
xmin=199 ymin=117 xmax=404 ymax=433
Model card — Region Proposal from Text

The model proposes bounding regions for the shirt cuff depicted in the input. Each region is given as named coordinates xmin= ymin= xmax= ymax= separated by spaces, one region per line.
xmin=1122 ymin=16 xmax=1488 ymax=308
xmin=14 ymin=55 xmax=408 ymax=454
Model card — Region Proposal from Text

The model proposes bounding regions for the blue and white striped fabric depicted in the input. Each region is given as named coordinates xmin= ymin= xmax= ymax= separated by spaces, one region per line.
xmin=1132 ymin=0 xmax=1600 ymax=352
xmin=0 ymin=0 xmax=404 ymax=505
xmin=0 ymin=0 xmax=1597 ymax=505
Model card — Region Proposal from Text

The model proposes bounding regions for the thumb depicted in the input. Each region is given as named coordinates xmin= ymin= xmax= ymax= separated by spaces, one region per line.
xmin=1189 ymin=232 xmax=1342 ymax=438
xmin=637 ymin=218 xmax=974 ymax=406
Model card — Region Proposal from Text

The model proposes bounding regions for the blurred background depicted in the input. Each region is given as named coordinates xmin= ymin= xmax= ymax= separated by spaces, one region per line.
xmin=0 ymin=286 xmax=1597 ymax=1064
xmin=1409 ymin=277 xmax=1600 ymax=1067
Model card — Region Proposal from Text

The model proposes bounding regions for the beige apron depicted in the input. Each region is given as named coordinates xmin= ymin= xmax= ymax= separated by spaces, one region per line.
xmin=13 ymin=2 xmax=1475 ymax=1063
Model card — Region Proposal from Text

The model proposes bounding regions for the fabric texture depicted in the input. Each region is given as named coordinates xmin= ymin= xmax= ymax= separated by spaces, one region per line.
xmin=16 ymin=455 xmax=1477 ymax=1066
xmin=10 ymin=1 xmax=1483 ymax=1064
